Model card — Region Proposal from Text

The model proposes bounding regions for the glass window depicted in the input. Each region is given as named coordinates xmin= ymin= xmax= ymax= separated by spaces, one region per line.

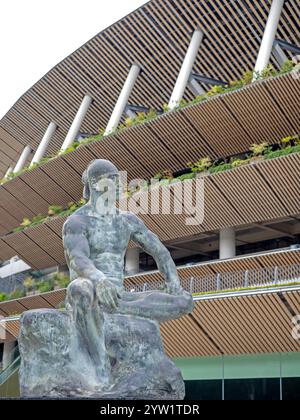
xmin=184 ymin=380 xmax=222 ymax=401
xmin=282 ymin=378 xmax=300 ymax=400
xmin=224 ymin=378 xmax=280 ymax=401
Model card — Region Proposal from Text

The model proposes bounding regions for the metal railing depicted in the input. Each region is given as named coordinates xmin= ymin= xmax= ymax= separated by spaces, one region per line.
xmin=0 ymin=345 xmax=20 ymax=386
xmin=126 ymin=263 xmax=300 ymax=295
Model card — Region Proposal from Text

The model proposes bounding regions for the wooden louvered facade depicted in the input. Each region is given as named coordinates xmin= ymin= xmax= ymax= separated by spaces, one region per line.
xmin=0 ymin=0 xmax=299 ymax=176
xmin=0 ymin=151 xmax=299 ymax=269
xmin=2 ymin=288 xmax=300 ymax=358
xmin=0 ymin=247 xmax=299 ymax=319
xmin=0 ymin=72 xmax=300 ymax=236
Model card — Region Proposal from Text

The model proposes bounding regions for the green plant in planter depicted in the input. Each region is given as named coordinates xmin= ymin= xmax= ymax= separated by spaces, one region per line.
xmin=24 ymin=276 xmax=36 ymax=293
xmin=9 ymin=289 xmax=26 ymax=300
xmin=0 ymin=292 xmax=8 ymax=302
xmin=249 ymin=142 xmax=269 ymax=156
xmin=145 ymin=109 xmax=158 ymax=121
xmin=188 ymin=157 xmax=212 ymax=173
xmin=31 ymin=214 xmax=46 ymax=227
xmin=53 ymin=272 xmax=70 ymax=289
xmin=78 ymin=198 xmax=86 ymax=206
xmin=124 ymin=117 xmax=135 ymax=128
xmin=281 ymin=135 xmax=300 ymax=147
xmin=260 ymin=64 xmax=277 ymax=79
xmin=280 ymin=59 xmax=295 ymax=74
xmin=231 ymin=158 xmax=250 ymax=168
xmin=265 ymin=144 xmax=300 ymax=159
xmin=37 ymin=281 xmax=54 ymax=293
xmin=209 ymin=163 xmax=233 ymax=174
xmin=48 ymin=205 xmax=63 ymax=217
xmin=67 ymin=202 xmax=79 ymax=212
xmin=206 ymin=85 xmax=226 ymax=97
xmin=241 ymin=69 xmax=254 ymax=85
xmin=20 ymin=218 xmax=31 ymax=229
xmin=153 ymin=169 xmax=173 ymax=181
xmin=175 ymin=172 xmax=196 ymax=181
xmin=162 ymin=103 xmax=170 ymax=113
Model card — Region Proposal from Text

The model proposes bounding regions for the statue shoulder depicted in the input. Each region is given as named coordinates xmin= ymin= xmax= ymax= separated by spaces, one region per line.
xmin=122 ymin=211 xmax=146 ymax=231
xmin=63 ymin=212 xmax=89 ymax=236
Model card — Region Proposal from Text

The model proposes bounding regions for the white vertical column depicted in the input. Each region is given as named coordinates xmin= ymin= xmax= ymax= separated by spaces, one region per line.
xmin=2 ymin=341 xmax=16 ymax=370
xmin=30 ymin=121 xmax=57 ymax=166
xmin=104 ymin=64 xmax=141 ymax=135
xmin=253 ymin=0 xmax=285 ymax=76
xmin=125 ymin=248 xmax=140 ymax=275
xmin=13 ymin=145 xmax=31 ymax=173
xmin=219 ymin=228 xmax=236 ymax=260
xmin=60 ymin=94 xmax=93 ymax=151
xmin=168 ymin=29 xmax=204 ymax=109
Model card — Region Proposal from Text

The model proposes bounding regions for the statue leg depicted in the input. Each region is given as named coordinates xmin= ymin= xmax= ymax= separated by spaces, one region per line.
xmin=117 ymin=290 xmax=193 ymax=322
xmin=66 ymin=278 xmax=110 ymax=384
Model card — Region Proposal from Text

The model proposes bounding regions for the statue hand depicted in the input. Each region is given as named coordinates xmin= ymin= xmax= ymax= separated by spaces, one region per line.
xmin=96 ymin=279 xmax=121 ymax=311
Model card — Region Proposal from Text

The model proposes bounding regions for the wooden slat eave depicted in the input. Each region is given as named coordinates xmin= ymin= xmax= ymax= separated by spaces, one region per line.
xmin=0 ymin=0 xmax=299 ymax=174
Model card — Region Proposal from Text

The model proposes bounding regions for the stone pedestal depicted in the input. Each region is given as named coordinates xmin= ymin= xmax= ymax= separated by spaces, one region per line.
xmin=19 ymin=308 xmax=185 ymax=399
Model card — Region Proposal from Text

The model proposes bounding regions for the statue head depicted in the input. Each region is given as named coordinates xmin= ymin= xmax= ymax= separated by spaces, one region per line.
xmin=82 ymin=159 xmax=120 ymax=202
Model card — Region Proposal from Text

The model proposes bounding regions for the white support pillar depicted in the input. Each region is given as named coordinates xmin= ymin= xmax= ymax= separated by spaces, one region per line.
xmin=2 ymin=341 xmax=16 ymax=370
xmin=30 ymin=121 xmax=57 ymax=166
xmin=168 ymin=29 xmax=204 ymax=109
xmin=60 ymin=94 xmax=93 ymax=151
xmin=13 ymin=145 xmax=31 ymax=173
xmin=253 ymin=0 xmax=285 ymax=77
xmin=125 ymin=248 xmax=140 ymax=276
xmin=104 ymin=64 xmax=141 ymax=135
xmin=219 ymin=228 xmax=236 ymax=260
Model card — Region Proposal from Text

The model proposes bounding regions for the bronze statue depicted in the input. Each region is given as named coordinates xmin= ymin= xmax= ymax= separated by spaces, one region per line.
xmin=19 ymin=160 xmax=194 ymax=399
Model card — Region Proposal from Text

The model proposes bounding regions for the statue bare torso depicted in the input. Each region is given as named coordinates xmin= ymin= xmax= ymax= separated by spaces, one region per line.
xmin=65 ymin=205 xmax=132 ymax=288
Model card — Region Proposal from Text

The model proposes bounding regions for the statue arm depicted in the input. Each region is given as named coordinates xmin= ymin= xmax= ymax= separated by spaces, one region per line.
xmin=129 ymin=213 xmax=182 ymax=294
xmin=63 ymin=217 xmax=106 ymax=285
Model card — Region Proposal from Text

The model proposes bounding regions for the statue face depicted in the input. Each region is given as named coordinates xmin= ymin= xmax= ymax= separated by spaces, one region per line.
xmin=90 ymin=173 xmax=121 ymax=214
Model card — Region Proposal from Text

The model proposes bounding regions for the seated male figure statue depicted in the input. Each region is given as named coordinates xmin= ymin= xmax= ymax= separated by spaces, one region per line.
xmin=63 ymin=160 xmax=193 ymax=378
xmin=19 ymin=159 xmax=193 ymax=399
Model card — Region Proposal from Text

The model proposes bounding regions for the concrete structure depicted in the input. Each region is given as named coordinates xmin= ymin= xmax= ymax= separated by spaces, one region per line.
xmin=31 ymin=122 xmax=57 ymax=166
xmin=254 ymin=0 xmax=285 ymax=76
xmin=13 ymin=146 xmax=31 ymax=173
xmin=219 ymin=228 xmax=236 ymax=260
xmin=104 ymin=64 xmax=141 ymax=135
xmin=60 ymin=95 xmax=92 ymax=151
xmin=168 ymin=29 xmax=204 ymax=109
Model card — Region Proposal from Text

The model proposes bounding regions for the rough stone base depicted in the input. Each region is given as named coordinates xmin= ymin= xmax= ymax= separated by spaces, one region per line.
xmin=19 ymin=309 xmax=185 ymax=400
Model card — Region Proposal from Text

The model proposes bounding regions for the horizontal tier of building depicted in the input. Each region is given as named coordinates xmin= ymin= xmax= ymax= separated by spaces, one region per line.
xmin=0 ymin=152 xmax=299 ymax=268
xmin=0 ymin=0 xmax=299 ymax=175
xmin=2 ymin=288 xmax=300 ymax=356
xmin=0 ymin=72 xmax=299 ymax=235
xmin=0 ymin=246 xmax=299 ymax=318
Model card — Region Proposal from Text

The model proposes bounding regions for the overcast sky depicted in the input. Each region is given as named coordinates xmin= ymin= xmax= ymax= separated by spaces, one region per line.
xmin=0 ymin=0 xmax=148 ymax=119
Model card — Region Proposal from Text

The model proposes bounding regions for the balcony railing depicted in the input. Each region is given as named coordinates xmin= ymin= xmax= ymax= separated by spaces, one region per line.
xmin=128 ymin=263 xmax=300 ymax=295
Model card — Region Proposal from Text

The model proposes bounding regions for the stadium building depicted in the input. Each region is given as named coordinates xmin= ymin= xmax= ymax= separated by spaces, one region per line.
xmin=0 ymin=0 xmax=300 ymax=400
